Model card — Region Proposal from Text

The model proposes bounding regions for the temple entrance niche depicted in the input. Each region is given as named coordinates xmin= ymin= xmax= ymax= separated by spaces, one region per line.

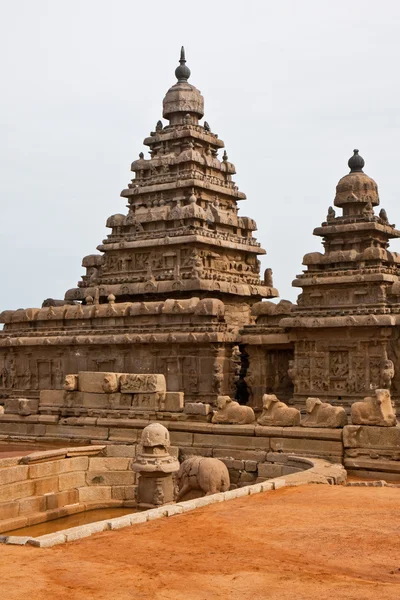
xmin=265 ymin=349 xmax=294 ymax=402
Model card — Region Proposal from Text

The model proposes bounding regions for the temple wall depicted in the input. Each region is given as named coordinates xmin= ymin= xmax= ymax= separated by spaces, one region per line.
xmin=0 ymin=342 xmax=237 ymax=404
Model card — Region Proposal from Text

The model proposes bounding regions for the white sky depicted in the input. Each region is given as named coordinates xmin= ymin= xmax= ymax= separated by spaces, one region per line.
xmin=1 ymin=0 xmax=400 ymax=309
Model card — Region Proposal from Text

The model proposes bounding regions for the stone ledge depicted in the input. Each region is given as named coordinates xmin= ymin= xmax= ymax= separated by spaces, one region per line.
xmin=0 ymin=457 xmax=346 ymax=548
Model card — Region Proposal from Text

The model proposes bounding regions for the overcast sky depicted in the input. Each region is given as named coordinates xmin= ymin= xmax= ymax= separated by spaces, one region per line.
xmin=1 ymin=0 xmax=400 ymax=310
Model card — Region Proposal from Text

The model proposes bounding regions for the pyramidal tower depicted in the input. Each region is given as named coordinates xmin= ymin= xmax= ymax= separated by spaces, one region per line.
xmin=65 ymin=47 xmax=277 ymax=321
xmin=0 ymin=49 xmax=277 ymax=402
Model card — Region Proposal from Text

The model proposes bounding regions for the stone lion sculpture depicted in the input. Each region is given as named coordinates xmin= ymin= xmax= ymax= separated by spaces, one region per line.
xmin=380 ymin=359 xmax=395 ymax=389
xmin=351 ymin=389 xmax=397 ymax=427
xmin=176 ymin=456 xmax=230 ymax=501
xmin=102 ymin=373 xmax=120 ymax=393
xmin=211 ymin=395 xmax=255 ymax=425
xmin=301 ymin=397 xmax=347 ymax=428
xmin=64 ymin=374 xmax=78 ymax=391
xmin=257 ymin=394 xmax=300 ymax=427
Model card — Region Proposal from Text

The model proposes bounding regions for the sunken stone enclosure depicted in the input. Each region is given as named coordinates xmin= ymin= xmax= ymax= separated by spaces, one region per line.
xmin=1 ymin=47 xmax=400 ymax=497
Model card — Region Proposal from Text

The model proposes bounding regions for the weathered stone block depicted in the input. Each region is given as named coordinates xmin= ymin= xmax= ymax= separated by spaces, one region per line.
xmin=17 ymin=399 xmax=39 ymax=416
xmin=88 ymin=457 xmax=130 ymax=471
xmin=0 ymin=501 xmax=19 ymax=520
xmin=258 ymin=463 xmax=283 ymax=478
xmin=34 ymin=476 xmax=60 ymax=496
xmin=45 ymin=489 xmax=79 ymax=510
xmin=169 ymin=431 xmax=194 ymax=447
xmin=108 ymin=393 xmax=133 ymax=410
xmin=0 ymin=480 xmax=35 ymax=503
xmin=245 ymin=460 xmax=258 ymax=472
xmin=266 ymin=452 xmax=289 ymax=464
xmin=63 ymin=525 xmax=94 ymax=542
xmin=29 ymin=457 xmax=88 ymax=479
xmin=120 ymin=374 xmax=166 ymax=394
xmin=28 ymin=533 xmax=66 ymax=548
xmin=105 ymin=444 xmax=136 ymax=458
xmin=58 ymin=471 xmax=86 ymax=491
xmin=281 ymin=466 xmax=302 ymax=475
xmin=108 ymin=516 xmax=132 ymax=530
xmin=164 ymin=392 xmax=184 ymax=412
xmin=4 ymin=398 xmax=19 ymax=414
xmin=184 ymin=402 xmax=211 ymax=416
xmin=193 ymin=433 xmax=268 ymax=451
xmin=111 ymin=485 xmax=136 ymax=501
xmin=270 ymin=437 xmax=342 ymax=459
xmin=78 ymin=371 xmax=121 ymax=394
xmin=108 ymin=428 xmax=139 ymax=443
xmin=343 ymin=425 xmax=400 ymax=449
xmin=0 ymin=465 xmax=28 ymax=485
xmin=78 ymin=486 xmax=112 ymax=502
xmin=86 ymin=471 xmax=135 ymax=486
xmin=131 ymin=393 xmax=162 ymax=411
xmin=213 ymin=449 xmax=267 ymax=462
xmin=39 ymin=390 xmax=65 ymax=407
xmin=18 ymin=495 xmax=46 ymax=515
xmin=45 ymin=424 xmax=109 ymax=440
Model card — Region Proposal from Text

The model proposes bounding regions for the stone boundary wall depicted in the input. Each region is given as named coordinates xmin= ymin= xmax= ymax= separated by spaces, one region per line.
xmin=0 ymin=445 xmax=138 ymax=534
xmin=1 ymin=418 xmax=400 ymax=478
xmin=1 ymin=457 xmax=346 ymax=548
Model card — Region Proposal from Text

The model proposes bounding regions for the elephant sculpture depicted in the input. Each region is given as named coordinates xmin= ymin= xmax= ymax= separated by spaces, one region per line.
xmin=176 ymin=456 xmax=230 ymax=501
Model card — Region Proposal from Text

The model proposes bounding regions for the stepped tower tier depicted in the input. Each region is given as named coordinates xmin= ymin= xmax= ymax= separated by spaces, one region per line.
xmin=65 ymin=48 xmax=278 ymax=311
xmin=292 ymin=150 xmax=400 ymax=313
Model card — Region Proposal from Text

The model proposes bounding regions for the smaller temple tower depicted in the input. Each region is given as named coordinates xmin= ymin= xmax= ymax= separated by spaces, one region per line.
xmin=280 ymin=150 xmax=400 ymax=407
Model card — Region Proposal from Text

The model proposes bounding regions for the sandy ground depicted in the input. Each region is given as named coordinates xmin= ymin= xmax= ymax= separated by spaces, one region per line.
xmin=1 ymin=485 xmax=400 ymax=600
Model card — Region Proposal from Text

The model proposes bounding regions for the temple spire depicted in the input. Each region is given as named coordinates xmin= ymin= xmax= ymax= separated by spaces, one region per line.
xmin=175 ymin=46 xmax=191 ymax=83
xmin=348 ymin=149 xmax=365 ymax=173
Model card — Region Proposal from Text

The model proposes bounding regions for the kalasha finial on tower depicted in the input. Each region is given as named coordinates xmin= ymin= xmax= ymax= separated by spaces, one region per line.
xmin=348 ymin=149 xmax=365 ymax=173
xmin=175 ymin=46 xmax=191 ymax=83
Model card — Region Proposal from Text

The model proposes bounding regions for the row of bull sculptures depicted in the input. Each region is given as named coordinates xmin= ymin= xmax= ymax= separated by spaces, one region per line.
xmin=212 ymin=389 xmax=397 ymax=428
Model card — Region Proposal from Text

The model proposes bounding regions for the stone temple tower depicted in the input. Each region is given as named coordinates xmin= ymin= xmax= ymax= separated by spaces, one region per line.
xmin=65 ymin=47 xmax=277 ymax=327
xmin=0 ymin=48 xmax=277 ymax=403
xmin=281 ymin=150 xmax=400 ymax=407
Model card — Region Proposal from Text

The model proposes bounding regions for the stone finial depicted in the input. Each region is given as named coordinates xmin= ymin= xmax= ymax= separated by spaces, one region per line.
xmin=141 ymin=422 xmax=170 ymax=448
xmin=175 ymin=46 xmax=191 ymax=83
xmin=348 ymin=149 xmax=365 ymax=173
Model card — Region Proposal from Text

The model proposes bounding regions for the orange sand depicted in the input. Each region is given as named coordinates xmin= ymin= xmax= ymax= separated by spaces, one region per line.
xmin=0 ymin=485 xmax=399 ymax=600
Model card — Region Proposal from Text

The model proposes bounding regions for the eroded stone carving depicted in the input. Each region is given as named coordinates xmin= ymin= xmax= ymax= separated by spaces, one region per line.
xmin=351 ymin=389 xmax=397 ymax=427
xmin=176 ymin=456 xmax=230 ymax=500
xmin=257 ymin=394 xmax=300 ymax=427
xmin=301 ymin=397 xmax=347 ymax=428
xmin=211 ymin=395 xmax=255 ymax=424
xmin=120 ymin=374 xmax=166 ymax=394
xmin=64 ymin=374 xmax=78 ymax=391
xmin=380 ymin=359 xmax=395 ymax=389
